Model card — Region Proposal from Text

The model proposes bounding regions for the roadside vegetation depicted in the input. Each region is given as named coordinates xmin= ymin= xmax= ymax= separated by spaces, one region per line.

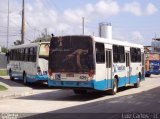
xmin=0 ymin=85 xmax=7 ymax=91
xmin=0 ymin=69 xmax=7 ymax=76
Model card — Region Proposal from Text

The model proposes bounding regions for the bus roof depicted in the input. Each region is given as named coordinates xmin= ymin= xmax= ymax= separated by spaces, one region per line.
xmin=51 ymin=35 xmax=143 ymax=49
xmin=9 ymin=42 xmax=50 ymax=50
xmin=93 ymin=36 xmax=144 ymax=49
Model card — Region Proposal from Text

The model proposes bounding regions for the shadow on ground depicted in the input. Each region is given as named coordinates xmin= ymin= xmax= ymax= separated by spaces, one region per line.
xmin=0 ymin=77 xmax=52 ymax=89
xmin=20 ymin=86 xmax=160 ymax=119
xmin=16 ymin=86 xmax=135 ymax=101
xmin=0 ymin=77 xmax=25 ymax=87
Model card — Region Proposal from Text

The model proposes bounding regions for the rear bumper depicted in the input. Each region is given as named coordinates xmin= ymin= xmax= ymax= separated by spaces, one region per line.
xmin=48 ymin=79 xmax=94 ymax=89
xmin=35 ymin=75 xmax=48 ymax=81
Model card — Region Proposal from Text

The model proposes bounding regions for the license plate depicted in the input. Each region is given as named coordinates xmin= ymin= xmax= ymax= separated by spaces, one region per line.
xmin=66 ymin=73 xmax=74 ymax=77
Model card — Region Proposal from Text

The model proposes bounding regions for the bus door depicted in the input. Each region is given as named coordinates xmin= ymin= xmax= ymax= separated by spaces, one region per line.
xmin=126 ymin=52 xmax=130 ymax=84
xmin=105 ymin=49 xmax=112 ymax=88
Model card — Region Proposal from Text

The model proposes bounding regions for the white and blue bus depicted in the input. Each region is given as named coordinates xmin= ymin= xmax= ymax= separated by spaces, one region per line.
xmin=48 ymin=35 xmax=144 ymax=94
xmin=7 ymin=42 xmax=49 ymax=85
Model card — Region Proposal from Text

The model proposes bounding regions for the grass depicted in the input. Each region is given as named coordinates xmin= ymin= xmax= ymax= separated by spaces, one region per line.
xmin=0 ymin=85 xmax=7 ymax=91
xmin=0 ymin=69 xmax=7 ymax=76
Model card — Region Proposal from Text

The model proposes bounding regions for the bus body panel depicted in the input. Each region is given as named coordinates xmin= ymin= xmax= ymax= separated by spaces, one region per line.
xmin=48 ymin=35 xmax=144 ymax=91
xmin=7 ymin=42 xmax=49 ymax=83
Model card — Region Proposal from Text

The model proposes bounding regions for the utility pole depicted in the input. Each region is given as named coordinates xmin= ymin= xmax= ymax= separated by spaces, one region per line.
xmin=21 ymin=0 xmax=25 ymax=44
xmin=82 ymin=17 xmax=84 ymax=35
xmin=7 ymin=0 xmax=10 ymax=48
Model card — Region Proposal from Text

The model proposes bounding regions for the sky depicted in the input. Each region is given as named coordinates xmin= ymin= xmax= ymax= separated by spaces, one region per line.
xmin=0 ymin=0 xmax=160 ymax=47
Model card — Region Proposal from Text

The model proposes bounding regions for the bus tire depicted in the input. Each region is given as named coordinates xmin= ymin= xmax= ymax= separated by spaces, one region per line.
xmin=23 ymin=73 xmax=28 ymax=85
xmin=73 ymin=89 xmax=87 ymax=94
xmin=134 ymin=77 xmax=140 ymax=88
xmin=9 ymin=69 xmax=14 ymax=81
xmin=145 ymin=74 xmax=151 ymax=77
xmin=109 ymin=79 xmax=118 ymax=95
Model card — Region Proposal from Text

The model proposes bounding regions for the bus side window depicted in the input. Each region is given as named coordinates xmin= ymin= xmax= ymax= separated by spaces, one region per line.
xmin=33 ymin=47 xmax=37 ymax=62
xmin=29 ymin=47 xmax=33 ymax=62
xmin=137 ymin=48 xmax=141 ymax=62
xmin=113 ymin=45 xmax=118 ymax=63
xmin=28 ymin=48 xmax=30 ymax=61
xmin=106 ymin=50 xmax=111 ymax=68
xmin=95 ymin=43 xmax=105 ymax=63
xmin=119 ymin=46 xmax=125 ymax=63
xmin=25 ymin=48 xmax=28 ymax=61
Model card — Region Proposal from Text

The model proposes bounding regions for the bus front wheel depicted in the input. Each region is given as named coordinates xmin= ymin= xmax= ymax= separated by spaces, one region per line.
xmin=23 ymin=73 xmax=28 ymax=85
xmin=109 ymin=79 xmax=118 ymax=95
xmin=9 ymin=69 xmax=14 ymax=81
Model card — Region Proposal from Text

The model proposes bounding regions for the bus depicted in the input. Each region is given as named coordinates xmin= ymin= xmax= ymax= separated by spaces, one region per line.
xmin=7 ymin=42 xmax=49 ymax=85
xmin=48 ymin=35 xmax=144 ymax=95
xmin=145 ymin=52 xmax=160 ymax=77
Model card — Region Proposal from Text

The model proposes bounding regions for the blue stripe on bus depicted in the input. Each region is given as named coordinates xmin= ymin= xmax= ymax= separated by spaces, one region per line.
xmin=48 ymin=74 xmax=139 ymax=91
xmin=11 ymin=71 xmax=48 ymax=82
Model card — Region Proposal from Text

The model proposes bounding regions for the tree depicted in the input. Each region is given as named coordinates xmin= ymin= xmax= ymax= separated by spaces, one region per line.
xmin=14 ymin=40 xmax=22 ymax=45
xmin=1 ymin=46 xmax=8 ymax=53
xmin=32 ymin=34 xmax=51 ymax=43
xmin=32 ymin=28 xmax=52 ymax=43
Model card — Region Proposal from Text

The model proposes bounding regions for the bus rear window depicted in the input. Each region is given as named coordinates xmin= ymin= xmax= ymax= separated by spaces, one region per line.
xmin=49 ymin=36 xmax=95 ymax=73
xmin=39 ymin=44 xmax=50 ymax=57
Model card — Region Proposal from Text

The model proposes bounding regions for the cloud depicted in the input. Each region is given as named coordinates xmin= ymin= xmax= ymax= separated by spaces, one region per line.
xmin=145 ymin=3 xmax=158 ymax=15
xmin=0 ymin=0 xmax=21 ymax=46
xmin=123 ymin=1 xmax=158 ymax=16
xmin=123 ymin=1 xmax=142 ymax=16
xmin=64 ymin=0 xmax=120 ymax=24
xmin=131 ymin=31 xmax=144 ymax=44
xmin=0 ymin=0 xmax=158 ymax=47
xmin=95 ymin=0 xmax=120 ymax=16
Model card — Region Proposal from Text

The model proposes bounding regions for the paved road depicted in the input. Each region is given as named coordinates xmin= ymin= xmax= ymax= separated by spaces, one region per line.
xmin=0 ymin=75 xmax=160 ymax=118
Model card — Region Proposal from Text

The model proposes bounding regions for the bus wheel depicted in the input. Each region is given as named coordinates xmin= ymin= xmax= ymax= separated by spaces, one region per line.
xmin=109 ymin=79 xmax=118 ymax=95
xmin=9 ymin=69 xmax=14 ymax=81
xmin=73 ymin=89 xmax=87 ymax=94
xmin=23 ymin=73 xmax=28 ymax=85
xmin=145 ymin=74 xmax=151 ymax=77
xmin=134 ymin=77 xmax=140 ymax=88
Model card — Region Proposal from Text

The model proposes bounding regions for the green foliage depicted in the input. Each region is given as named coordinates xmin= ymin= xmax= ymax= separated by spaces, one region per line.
xmin=1 ymin=47 xmax=8 ymax=53
xmin=0 ymin=69 xmax=7 ymax=76
xmin=32 ymin=33 xmax=51 ymax=43
xmin=0 ymin=85 xmax=7 ymax=91
xmin=14 ymin=40 xmax=22 ymax=45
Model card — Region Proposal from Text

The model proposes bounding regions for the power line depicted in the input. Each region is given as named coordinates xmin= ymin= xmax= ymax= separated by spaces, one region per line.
xmin=7 ymin=0 xmax=10 ymax=48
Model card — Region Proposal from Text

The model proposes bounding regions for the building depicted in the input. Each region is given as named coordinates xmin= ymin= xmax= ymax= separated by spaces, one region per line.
xmin=151 ymin=38 xmax=160 ymax=53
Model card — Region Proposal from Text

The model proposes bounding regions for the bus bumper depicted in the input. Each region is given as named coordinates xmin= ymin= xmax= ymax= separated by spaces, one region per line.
xmin=48 ymin=79 xmax=94 ymax=89
xmin=35 ymin=75 xmax=48 ymax=81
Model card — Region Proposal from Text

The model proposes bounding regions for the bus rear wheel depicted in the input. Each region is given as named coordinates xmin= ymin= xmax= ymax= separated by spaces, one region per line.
xmin=134 ymin=77 xmax=140 ymax=88
xmin=109 ymin=79 xmax=118 ymax=95
xmin=73 ymin=89 xmax=87 ymax=94
xmin=9 ymin=69 xmax=14 ymax=81
xmin=145 ymin=74 xmax=151 ymax=77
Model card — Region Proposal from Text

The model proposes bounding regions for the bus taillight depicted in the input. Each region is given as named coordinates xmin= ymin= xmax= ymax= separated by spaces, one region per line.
xmin=88 ymin=70 xmax=94 ymax=80
xmin=48 ymin=69 xmax=52 ymax=76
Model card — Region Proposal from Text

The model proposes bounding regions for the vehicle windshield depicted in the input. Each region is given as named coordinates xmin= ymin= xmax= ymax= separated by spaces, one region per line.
xmin=49 ymin=36 xmax=95 ymax=73
xmin=39 ymin=43 xmax=50 ymax=59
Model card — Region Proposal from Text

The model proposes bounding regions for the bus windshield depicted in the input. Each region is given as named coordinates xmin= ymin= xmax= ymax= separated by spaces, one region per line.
xmin=49 ymin=36 xmax=95 ymax=73
xmin=39 ymin=43 xmax=50 ymax=58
